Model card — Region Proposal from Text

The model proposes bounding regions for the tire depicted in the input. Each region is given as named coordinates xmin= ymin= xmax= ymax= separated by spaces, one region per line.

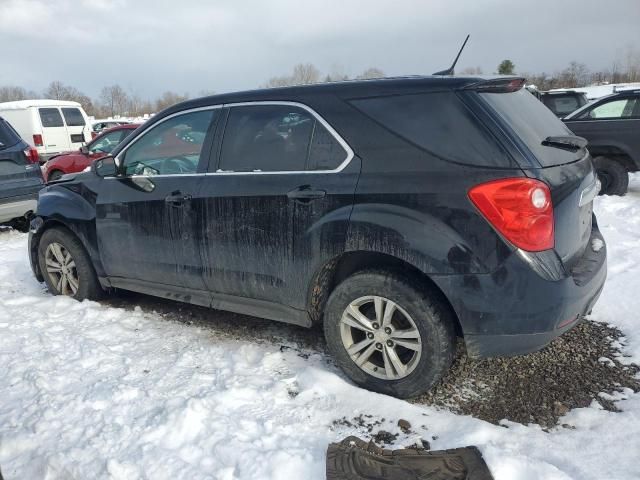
xmin=593 ymin=156 xmax=628 ymax=196
xmin=38 ymin=227 xmax=103 ymax=301
xmin=48 ymin=170 xmax=64 ymax=182
xmin=323 ymin=270 xmax=456 ymax=398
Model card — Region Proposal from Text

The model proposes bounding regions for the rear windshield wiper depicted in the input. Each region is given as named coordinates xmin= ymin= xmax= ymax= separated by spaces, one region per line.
xmin=541 ymin=135 xmax=588 ymax=152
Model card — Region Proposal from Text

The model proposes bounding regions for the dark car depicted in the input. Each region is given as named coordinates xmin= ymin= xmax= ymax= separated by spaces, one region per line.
xmin=540 ymin=90 xmax=588 ymax=118
xmin=0 ymin=116 xmax=44 ymax=231
xmin=43 ymin=124 xmax=139 ymax=182
xmin=563 ymin=90 xmax=640 ymax=195
xmin=27 ymin=76 xmax=606 ymax=398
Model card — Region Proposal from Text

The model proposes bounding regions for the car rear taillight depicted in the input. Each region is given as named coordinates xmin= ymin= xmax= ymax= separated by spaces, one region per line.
xmin=33 ymin=134 xmax=43 ymax=147
xmin=468 ymin=178 xmax=554 ymax=252
xmin=23 ymin=146 xmax=40 ymax=164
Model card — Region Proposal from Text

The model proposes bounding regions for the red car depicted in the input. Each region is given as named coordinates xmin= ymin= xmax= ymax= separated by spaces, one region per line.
xmin=43 ymin=124 xmax=139 ymax=182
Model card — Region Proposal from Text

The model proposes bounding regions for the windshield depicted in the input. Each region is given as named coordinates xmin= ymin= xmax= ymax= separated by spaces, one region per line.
xmin=479 ymin=89 xmax=582 ymax=167
xmin=0 ymin=118 xmax=20 ymax=150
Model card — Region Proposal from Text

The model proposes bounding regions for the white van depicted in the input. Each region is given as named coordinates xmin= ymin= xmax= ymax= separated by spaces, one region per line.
xmin=0 ymin=99 xmax=92 ymax=162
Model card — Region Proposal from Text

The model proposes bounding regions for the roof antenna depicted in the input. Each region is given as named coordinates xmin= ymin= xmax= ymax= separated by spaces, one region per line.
xmin=433 ymin=34 xmax=470 ymax=76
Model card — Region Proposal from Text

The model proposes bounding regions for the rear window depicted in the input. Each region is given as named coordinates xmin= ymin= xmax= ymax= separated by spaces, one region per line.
xmin=479 ymin=89 xmax=580 ymax=167
xmin=349 ymin=92 xmax=512 ymax=167
xmin=61 ymin=107 xmax=86 ymax=126
xmin=0 ymin=118 xmax=21 ymax=149
xmin=542 ymin=95 xmax=585 ymax=116
xmin=39 ymin=108 xmax=64 ymax=127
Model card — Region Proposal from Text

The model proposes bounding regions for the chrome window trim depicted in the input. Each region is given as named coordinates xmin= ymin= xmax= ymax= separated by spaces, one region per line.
xmin=112 ymin=100 xmax=354 ymax=176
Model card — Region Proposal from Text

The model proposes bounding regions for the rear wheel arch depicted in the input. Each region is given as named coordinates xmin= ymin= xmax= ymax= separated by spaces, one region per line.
xmin=588 ymin=146 xmax=636 ymax=172
xmin=307 ymin=250 xmax=463 ymax=337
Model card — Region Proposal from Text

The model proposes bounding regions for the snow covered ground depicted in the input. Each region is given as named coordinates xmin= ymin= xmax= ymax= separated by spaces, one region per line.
xmin=1 ymin=175 xmax=639 ymax=480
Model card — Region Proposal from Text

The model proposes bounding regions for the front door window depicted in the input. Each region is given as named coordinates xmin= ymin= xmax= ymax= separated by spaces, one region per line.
xmin=122 ymin=110 xmax=215 ymax=175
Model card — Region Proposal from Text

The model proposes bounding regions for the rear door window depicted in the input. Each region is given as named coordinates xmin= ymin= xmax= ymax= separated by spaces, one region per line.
xmin=350 ymin=92 xmax=511 ymax=167
xmin=61 ymin=108 xmax=86 ymax=126
xmin=218 ymin=105 xmax=349 ymax=172
xmin=219 ymin=105 xmax=314 ymax=172
xmin=479 ymin=88 xmax=580 ymax=166
xmin=39 ymin=108 xmax=64 ymax=128
xmin=542 ymin=95 xmax=583 ymax=116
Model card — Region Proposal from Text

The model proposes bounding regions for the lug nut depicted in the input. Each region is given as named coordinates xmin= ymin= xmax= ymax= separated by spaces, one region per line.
xmin=384 ymin=327 xmax=392 ymax=334
xmin=372 ymin=323 xmax=380 ymax=330
xmin=386 ymin=340 xmax=394 ymax=347
xmin=367 ymin=332 xmax=374 ymax=339
xmin=375 ymin=342 xmax=383 ymax=350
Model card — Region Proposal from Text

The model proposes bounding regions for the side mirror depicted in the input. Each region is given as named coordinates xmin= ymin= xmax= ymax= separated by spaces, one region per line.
xmin=80 ymin=145 xmax=89 ymax=155
xmin=93 ymin=156 xmax=118 ymax=177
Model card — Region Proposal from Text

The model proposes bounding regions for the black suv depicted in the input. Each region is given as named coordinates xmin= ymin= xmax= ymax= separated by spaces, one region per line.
xmin=28 ymin=77 xmax=607 ymax=398
xmin=0 ymin=116 xmax=43 ymax=230
xmin=540 ymin=90 xmax=588 ymax=118
xmin=564 ymin=89 xmax=640 ymax=195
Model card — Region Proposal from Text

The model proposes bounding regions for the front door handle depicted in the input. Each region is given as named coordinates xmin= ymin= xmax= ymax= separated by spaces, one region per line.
xmin=287 ymin=185 xmax=326 ymax=203
xmin=165 ymin=191 xmax=192 ymax=206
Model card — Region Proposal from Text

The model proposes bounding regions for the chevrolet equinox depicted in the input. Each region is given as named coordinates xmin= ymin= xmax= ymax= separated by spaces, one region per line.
xmin=28 ymin=76 xmax=607 ymax=398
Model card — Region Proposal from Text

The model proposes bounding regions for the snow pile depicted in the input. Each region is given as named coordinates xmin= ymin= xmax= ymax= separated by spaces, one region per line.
xmin=0 ymin=175 xmax=639 ymax=479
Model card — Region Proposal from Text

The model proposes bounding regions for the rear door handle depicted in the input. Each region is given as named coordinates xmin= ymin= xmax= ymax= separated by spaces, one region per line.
xmin=165 ymin=191 xmax=192 ymax=206
xmin=287 ymin=185 xmax=326 ymax=203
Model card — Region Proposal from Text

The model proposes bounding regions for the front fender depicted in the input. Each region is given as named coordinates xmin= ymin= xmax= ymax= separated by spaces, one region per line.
xmin=31 ymin=184 xmax=104 ymax=276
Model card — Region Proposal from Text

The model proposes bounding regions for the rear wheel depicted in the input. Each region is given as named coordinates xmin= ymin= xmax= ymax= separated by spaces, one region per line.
xmin=593 ymin=156 xmax=628 ymax=196
xmin=324 ymin=270 xmax=456 ymax=398
xmin=48 ymin=170 xmax=64 ymax=182
xmin=38 ymin=227 xmax=103 ymax=300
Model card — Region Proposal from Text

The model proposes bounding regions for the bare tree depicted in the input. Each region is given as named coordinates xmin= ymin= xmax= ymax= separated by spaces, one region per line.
xmin=325 ymin=64 xmax=350 ymax=82
xmin=558 ymin=61 xmax=590 ymax=88
xmin=356 ymin=67 xmax=385 ymax=79
xmin=459 ymin=66 xmax=483 ymax=75
xmin=154 ymin=91 xmax=189 ymax=112
xmin=99 ymin=85 xmax=129 ymax=117
xmin=44 ymin=81 xmax=70 ymax=100
xmin=624 ymin=44 xmax=640 ymax=82
xmin=265 ymin=63 xmax=321 ymax=88
xmin=0 ymin=86 xmax=38 ymax=102
xmin=291 ymin=63 xmax=321 ymax=85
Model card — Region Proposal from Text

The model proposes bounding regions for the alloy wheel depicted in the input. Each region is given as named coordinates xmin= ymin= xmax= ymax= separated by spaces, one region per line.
xmin=339 ymin=295 xmax=422 ymax=380
xmin=45 ymin=242 xmax=79 ymax=296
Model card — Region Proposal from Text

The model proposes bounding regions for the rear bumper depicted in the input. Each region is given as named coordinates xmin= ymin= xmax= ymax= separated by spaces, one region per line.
xmin=433 ymin=222 xmax=607 ymax=358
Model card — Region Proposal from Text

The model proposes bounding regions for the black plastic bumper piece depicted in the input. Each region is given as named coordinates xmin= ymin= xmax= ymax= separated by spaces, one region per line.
xmin=326 ymin=436 xmax=493 ymax=480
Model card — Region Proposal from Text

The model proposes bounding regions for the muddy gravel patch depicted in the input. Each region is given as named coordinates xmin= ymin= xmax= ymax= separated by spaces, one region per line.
xmin=413 ymin=321 xmax=640 ymax=428
xmin=104 ymin=291 xmax=639 ymax=429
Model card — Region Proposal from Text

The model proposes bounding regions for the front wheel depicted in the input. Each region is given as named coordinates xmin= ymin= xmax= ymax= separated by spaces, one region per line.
xmin=324 ymin=271 xmax=456 ymax=398
xmin=38 ymin=227 xmax=103 ymax=300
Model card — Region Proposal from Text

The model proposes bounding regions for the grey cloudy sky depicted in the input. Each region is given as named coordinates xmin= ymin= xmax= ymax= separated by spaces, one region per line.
xmin=2 ymin=0 xmax=639 ymax=98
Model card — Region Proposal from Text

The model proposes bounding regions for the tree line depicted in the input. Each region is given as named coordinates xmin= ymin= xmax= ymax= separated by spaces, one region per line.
xmin=0 ymin=82 xmax=190 ymax=118
xmin=495 ymin=45 xmax=640 ymax=90
xmin=1 ymin=47 xmax=639 ymax=117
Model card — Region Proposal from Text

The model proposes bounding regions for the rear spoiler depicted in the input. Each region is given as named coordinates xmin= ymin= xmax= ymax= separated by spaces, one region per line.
xmin=463 ymin=78 xmax=526 ymax=93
